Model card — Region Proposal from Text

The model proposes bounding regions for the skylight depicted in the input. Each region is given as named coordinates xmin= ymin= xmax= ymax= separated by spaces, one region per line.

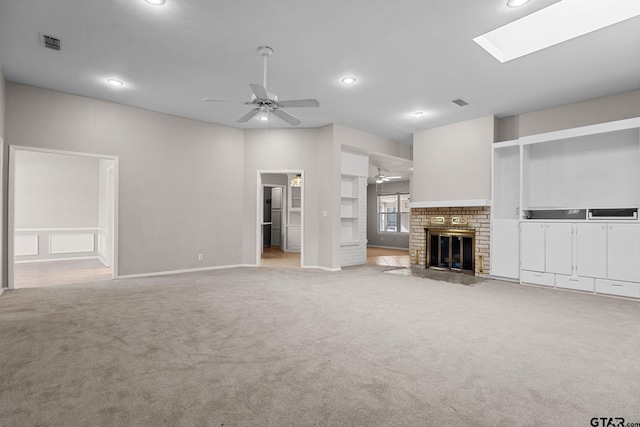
xmin=474 ymin=0 xmax=640 ymax=63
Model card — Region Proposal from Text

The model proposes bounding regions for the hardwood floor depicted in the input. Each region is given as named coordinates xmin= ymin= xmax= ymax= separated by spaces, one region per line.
xmin=261 ymin=246 xmax=410 ymax=268
xmin=261 ymin=247 xmax=301 ymax=268
xmin=366 ymin=247 xmax=410 ymax=267
xmin=13 ymin=258 xmax=113 ymax=288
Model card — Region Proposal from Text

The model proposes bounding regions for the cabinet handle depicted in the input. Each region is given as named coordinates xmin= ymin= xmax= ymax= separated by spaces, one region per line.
xmin=533 ymin=274 xmax=542 ymax=277
xmin=612 ymin=283 xmax=624 ymax=287
xmin=569 ymin=279 xmax=579 ymax=282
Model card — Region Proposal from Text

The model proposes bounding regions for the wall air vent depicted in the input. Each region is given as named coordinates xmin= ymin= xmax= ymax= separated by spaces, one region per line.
xmin=452 ymin=98 xmax=469 ymax=107
xmin=40 ymin=33 xmax=61 ymax=51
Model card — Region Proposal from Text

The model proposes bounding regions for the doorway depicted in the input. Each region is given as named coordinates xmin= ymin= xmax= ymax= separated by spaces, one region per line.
xmin=257 ymin=171 xmax=303 ymax=267
xmin=8 ymin=146 xmax=118 ymax=288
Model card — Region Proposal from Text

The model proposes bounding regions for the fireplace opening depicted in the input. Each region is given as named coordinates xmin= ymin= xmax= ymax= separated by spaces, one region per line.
xmin=426 ymin=228 xmax=475 ymax=274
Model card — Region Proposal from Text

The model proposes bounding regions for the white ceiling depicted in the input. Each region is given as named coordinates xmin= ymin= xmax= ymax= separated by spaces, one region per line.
xmin=1 ymin=0 xmax=639 ymax=145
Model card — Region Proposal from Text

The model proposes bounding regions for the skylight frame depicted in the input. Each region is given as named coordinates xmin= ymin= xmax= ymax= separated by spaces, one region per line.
xmin=474 ymin=0 xmax=640 ymax=63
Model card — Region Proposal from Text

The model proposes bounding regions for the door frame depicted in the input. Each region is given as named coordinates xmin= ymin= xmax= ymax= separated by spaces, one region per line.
xmin=8 ymin=145 xmax=119 ymax=289
xmin=256 ymin=170 xmax=304 ymax=267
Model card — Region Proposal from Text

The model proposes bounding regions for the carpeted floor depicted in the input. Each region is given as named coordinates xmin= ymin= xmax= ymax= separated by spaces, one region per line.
xmin=0 ymin=265 xmax=639 ymax=426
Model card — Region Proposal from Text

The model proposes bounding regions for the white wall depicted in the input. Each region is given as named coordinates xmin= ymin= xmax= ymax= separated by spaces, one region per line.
xmin=14 ymin=150 xmax=99 ymax=229
xmin=6 ymin=83 xmax=245 ymax=276
xmin=412 ymin=115 xmax=494 ymax=204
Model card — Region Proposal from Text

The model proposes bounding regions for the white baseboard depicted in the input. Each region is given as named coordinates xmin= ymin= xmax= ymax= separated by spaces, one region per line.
xmin=302 ymin=265 xmax=342 ymax=272
xmin=14 ymin=256 xmax=100 ymax=264
xmin=117 ymin=264 xmax=257 ymax=279
xmin=367 ymin=245 xmax=410 ymax=250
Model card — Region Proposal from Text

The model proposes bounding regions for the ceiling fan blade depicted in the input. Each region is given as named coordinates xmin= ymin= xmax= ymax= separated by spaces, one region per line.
xmin=203 ymin=98 xmax=244 ymax=103
xmin=236 ymin=108 xmax=261 ymax=123
xmin=271 ymin=109 xmax=301 ymax=126
xmin=386 ymin=176 xmax=402 ymax=179
xmin=249 ymin=83 xmax=269 ymax=100
xmin=277 ymin=99 xmax=320 ymax=108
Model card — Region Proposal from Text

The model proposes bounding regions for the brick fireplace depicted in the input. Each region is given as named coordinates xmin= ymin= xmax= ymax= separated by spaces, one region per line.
xmin=410 ymin=206 xmax=491 ymax=277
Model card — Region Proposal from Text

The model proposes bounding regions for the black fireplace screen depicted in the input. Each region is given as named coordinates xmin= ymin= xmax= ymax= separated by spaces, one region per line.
xmin=427 ymin=229 xmax=475 ymax=273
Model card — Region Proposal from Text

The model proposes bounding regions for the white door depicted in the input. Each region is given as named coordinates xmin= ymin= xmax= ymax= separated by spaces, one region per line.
xmin=521 ymin=222 xmax=545 ymax=272
xmin=491 ymin=219 xmax=520 ymax=279
xmin=545 ymin=223 xmax=572 ymax=275
xmin=576 ymin=223 xmax=607 ymax=278
xmin=607 ymin=224 xmax=640 ymax=282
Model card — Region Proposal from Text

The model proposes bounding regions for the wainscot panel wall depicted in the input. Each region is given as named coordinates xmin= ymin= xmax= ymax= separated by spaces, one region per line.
xmin=6 ymin=83 xmax=245 ymax=277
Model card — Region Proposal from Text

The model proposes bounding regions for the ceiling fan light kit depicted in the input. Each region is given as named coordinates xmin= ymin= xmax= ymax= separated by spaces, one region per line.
xmin=204 ymin=45 xmax=319 ymax=126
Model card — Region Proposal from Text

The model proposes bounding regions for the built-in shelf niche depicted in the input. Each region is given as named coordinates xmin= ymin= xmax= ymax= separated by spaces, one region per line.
xmin=522 ymin=128 xmax=640 ymax=211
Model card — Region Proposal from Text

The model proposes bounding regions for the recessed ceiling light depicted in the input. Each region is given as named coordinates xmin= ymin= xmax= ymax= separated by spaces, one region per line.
xmin=506 ymin=0 xmax=530 ymax=7
xmin=412 ymin=111 xmax=424 ymax=117
xmin=107 ymin=78 xmax=124 ymax=87
xmin=145 ymin=0 xmax=166 ymax=5
xmin=474 ymin=0 xmax=640 ymax=63
xmin=341 ymin=76 xmax=357 ymax=85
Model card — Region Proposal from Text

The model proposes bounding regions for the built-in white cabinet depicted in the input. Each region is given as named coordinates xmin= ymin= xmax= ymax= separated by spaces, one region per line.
xmin=490 ymin=141 xmax=520 ymax=280
xmin=607 ymin=224 xmax=640 ymax=283
xmin=490 ymin=220 xmax=520 ymax=279
xmin=520 ymin=223 xmax=545 ymax=272
xmin=492 ymin=117 xmax=640 ymax=299
xmin=545 ymin=223 xmax=572 ymax=275
xmin=576 ymin=223 xmax=607 ymax=279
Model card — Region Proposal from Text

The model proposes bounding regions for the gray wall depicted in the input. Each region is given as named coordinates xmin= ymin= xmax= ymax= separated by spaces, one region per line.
xmin=6 ymin=83 xmax=245 ymax=276
xmin=412 ymin=115 xmax=494 ymax=204
xmin=0 ymin=67 xmax=5 ymax=138
xmin=367 ymin=180 xmax=410 ymax=249
xmin=242 ymin=126 xmax=340 ymax=270
xmin=497 ymin=88 xmax=640 ymax=141
xmin=1 ymin=69 xmax=6 ymax=287
xmin=14 ymin=150 xmax=99 ymax=229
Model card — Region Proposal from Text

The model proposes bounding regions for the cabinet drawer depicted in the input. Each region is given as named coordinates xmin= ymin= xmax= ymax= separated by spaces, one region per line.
xmin=595 ymin=279 xmax=640 ymax=298
xmin=521 ymin=270 xmax=555 ymax=287
xmin=555 ymin=275 xmax=594 ymax=292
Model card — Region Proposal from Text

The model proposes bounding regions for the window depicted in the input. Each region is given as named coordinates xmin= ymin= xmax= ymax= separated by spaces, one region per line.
xmin=378 ymin=193 xmax=410 ymax=233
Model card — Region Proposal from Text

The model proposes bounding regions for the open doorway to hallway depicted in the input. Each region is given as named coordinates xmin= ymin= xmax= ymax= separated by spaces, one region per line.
xmin=9 ymin=147 xmax=118 ymax=288
xmin=258 ymin=172 xmax=303 ymax=268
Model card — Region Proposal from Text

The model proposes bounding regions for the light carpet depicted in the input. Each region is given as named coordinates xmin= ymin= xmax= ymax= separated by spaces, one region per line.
xmin=1 ymin=265 xmax=639 ymax=426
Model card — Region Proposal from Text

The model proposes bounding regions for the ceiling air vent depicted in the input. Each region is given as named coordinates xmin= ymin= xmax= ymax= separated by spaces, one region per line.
xmin=40 ymin=33 xmax=61 ymax=51
xmin=452 ymin=98 xmax=469 ymax=107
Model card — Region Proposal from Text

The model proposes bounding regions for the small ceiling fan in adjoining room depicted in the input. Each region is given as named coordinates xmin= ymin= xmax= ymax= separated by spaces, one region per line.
xmin=375 ymin=167 xmax=401 ymax=184
xmin=204 ymin=46 xmax=319 ymax=126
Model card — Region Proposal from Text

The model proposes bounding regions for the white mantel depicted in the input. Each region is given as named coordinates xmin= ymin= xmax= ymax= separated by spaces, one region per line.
xmin=409 ymin=199 xmax=492 ymax=209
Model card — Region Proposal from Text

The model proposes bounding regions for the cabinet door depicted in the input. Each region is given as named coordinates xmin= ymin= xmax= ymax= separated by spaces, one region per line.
xmin=576 ymin=223 xmax=607 ymax=278
xmin=491 ymin=220 xmax=520 ymax=279
xmin=521 ymin=223 xmax=545 ymax=272
xmin=607 ymin=224 xmax=640 ymax=282
xmin=545 ymin=223 xmax=572 ymax=275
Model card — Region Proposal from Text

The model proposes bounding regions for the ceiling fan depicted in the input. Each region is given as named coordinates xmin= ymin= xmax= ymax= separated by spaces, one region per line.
xmin=375 ymin=168 xmax=401 ymax=184
xmin=204 ymin=46 xmax=319 ymax=126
